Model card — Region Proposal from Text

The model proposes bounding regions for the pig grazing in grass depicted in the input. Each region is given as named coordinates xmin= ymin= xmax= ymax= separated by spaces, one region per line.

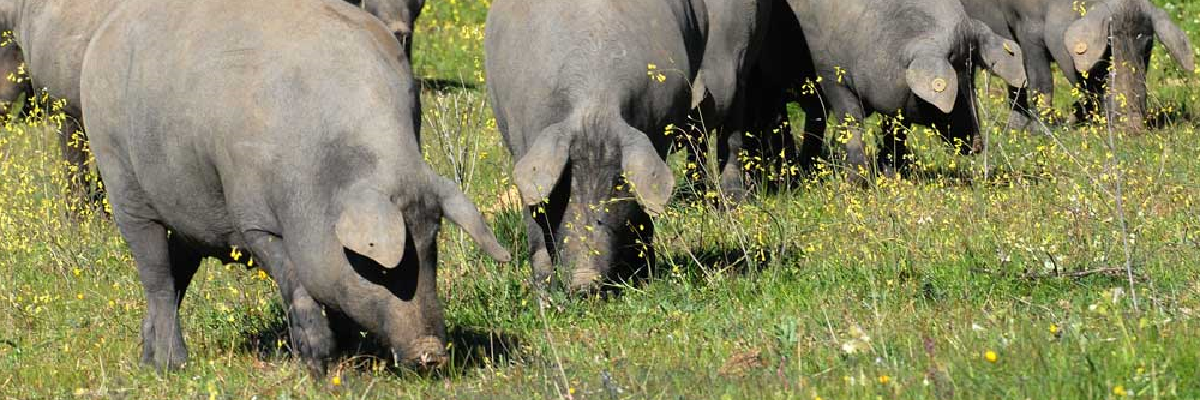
xmin=76 ymin=0 xmax=509 ymax=373
xmin=960 ymin=0 xmax=1195 ymax=130
xmin=486 ymin=0 xmax=705 ymax=291
xmin=784 ymin=0 xmax=1027 ymax=181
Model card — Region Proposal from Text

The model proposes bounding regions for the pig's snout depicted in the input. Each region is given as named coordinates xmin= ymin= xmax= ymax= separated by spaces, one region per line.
xmin=395 ymin=335 xmax=447 ymax=369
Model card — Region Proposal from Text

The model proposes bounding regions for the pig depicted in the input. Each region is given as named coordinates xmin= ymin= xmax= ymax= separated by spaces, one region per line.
xmin=960 ymin=0 xmax=1195 ymax=130
xmin=0 ymin=0 xmax=423 ymax=204
xmin=485 ymin=0 xmax=705 ymax=291
xmin=73 ymin=0 xmax=509 ymax=372
xmin=783 ymin=0 xmax=1027 ymax=181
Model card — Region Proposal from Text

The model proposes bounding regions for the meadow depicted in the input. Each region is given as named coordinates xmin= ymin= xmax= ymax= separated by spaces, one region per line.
xmin=3 ymin=0 xmax=1200 ymax=398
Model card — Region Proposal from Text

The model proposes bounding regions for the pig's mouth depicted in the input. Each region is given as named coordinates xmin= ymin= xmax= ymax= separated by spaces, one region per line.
xmin=392 ymin=335 xmax=447 ymax=369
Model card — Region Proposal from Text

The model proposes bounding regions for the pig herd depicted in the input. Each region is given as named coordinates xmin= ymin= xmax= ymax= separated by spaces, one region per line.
xmin=0 ymin=0 xmax=1191 ymax=375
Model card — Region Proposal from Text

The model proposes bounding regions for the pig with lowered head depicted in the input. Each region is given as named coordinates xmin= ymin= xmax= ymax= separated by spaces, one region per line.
xmin=960 ymin=0 xmax=1195 ymax=130
xmin=486 ymin=0 xmax=706 ymax=291
xmin=75 ymin=0 xmax=509 ymax=373
xmin=785 ymin=0 xmax=1027 ymax=180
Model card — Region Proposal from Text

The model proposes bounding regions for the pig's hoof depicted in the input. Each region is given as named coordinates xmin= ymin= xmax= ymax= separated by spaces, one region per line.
xmin=843 ymin=151 xmax=871 ymax=187
xmin=140 ymin=322 xmax=188 ymax=372
xmin=719 ymin=172 xmax=748 ymax=202
xmin=568 ymin=268 xmax=602 ymax=293
xmin=294 ymin=323 xmax=334 ymax=376
xmin=530 ymin=272 xmax=557 ymax=293
xmin=142 ymin=344 xmax=187 ymax=372
xmin=530 ymin=249 xmax=559 ymax=291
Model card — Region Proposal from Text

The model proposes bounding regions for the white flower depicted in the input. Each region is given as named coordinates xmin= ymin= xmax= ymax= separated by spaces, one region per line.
xmin=842 ymin=341 xmax=857 ymax=354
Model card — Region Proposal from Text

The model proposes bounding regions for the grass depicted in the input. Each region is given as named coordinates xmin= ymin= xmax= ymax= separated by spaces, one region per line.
xmin=4 ymin=0 xmax=1200 ymax=398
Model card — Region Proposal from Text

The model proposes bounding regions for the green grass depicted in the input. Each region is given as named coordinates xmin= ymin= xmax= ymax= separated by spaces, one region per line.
xmin=4 ymin=0 xmax=1200 ymax=398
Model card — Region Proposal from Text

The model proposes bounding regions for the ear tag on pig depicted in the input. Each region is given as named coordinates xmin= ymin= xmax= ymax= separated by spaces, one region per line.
xmin=1074 ymin=42 xmax=1088 ymax=55
xmin=1003 ymin=42 xmax=1014 ymax=55
xmin=931 ymin=78 xmax=948 ymax=93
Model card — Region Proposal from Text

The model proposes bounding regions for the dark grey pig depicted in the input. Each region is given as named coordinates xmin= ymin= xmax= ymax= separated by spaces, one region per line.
xmin=486 ymin=0 xmax=705 ymax=291
xmin=78 ymin=0 xmax=509 ymax=373
xmin=0 ymin=0 xmax=422 ymax=203
xmin=960 ymin=0 xmax=1194 ymax=130
xmin=786 ymin=0 xmax=1027 ymax=181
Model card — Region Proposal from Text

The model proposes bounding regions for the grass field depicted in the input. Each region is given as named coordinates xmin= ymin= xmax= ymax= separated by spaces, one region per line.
xmin=4 ymin=1 xmax=1200 ymax=398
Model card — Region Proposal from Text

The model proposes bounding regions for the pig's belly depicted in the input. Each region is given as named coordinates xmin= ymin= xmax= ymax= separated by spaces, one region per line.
xmin=137 ymin=161 xmax=240 ymax=250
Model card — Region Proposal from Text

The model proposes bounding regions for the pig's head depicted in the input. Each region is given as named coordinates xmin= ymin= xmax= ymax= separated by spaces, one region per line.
xmin=313 ymin=172 xmax=509 ymax=368
xmin=901 ymin=18 xmax=1026 ymax=116
xmin=350 ymin=0 xmax=426 ymax=54
xmin=969 ymin=19 xmax=1027 ymax=89
xmin=512 ymin=120 xmax=674 ymax=292
xmin=953 ymin=19 xmax=1025 ymax=150
xmin=896 ymin=19 xmax=1025 ymax=153
xmin=1063 ymin=0 xmax=1194 ymax=128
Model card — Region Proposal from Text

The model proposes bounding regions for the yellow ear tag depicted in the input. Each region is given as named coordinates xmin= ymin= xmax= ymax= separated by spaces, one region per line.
xmin=1074 ymin=42 xmax=1088 ymax=55
xmin=931 ymin=78 xmax=948 ymax=93
xmin=1003 ymin=42 xmax=1014 ymax=55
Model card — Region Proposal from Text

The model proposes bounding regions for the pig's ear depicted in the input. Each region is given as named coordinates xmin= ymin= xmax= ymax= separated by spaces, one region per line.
xmin=972 ymin=21 xmax=1027 ymax=87
xmin=513 ymin=123 xmax=571 ymax=206
xmin=906 ymin=56 xmax=959 ymax=113
xmin=619 ymin=126 xmax=674 ymax=215
xmin=1063 ymin=5 xmax=1113 ymax=74
xmin=1148 ymin=5 xmax=1195 ymax=73
xmin=336 ymin=192 xmax=407 ymax=268
xmin=435 ymin=177 xmax=512 ymax=262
